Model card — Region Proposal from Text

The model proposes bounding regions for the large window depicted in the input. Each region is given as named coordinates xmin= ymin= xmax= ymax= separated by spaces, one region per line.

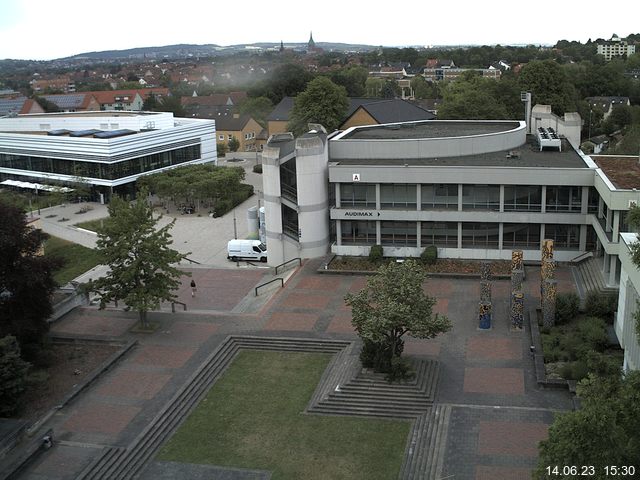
xmin=0 ymin=144 xmax=200 ymax=181
xmin=544 ymin=224 xmax=580 ymax=249
xmin=503 ymin=186 xmax=542 ymax=212
xmin=340 ymin=183 xmax=376 ymax=208
xmin=461 ymin=222 xmax=500 ymax=248
xmin=380 ymin=184 xmax=417 ymax=210
xmin=421 ymin=222 xmax=458 ymax=247
xmin=279 ymin=158 xmax=297 ymax=202
xmin=546 ymin=186 xmax=582 ymax=212
xmin=341 ymin=220 xmax=377 ymax=245
xmin=588 ymin=187 xmax=599 ymax=214
xmin=282 ymin=204 xmax=299 ymax=240
xmin=461 ymin=185 xmax=500 ymax=211
xmin=380 ymin=221 xmax=417 ymax=246
xmin=421 ymin=184 xmax=458 ymax=210
xmin=503 ymin=223 xmax=541 ymax=248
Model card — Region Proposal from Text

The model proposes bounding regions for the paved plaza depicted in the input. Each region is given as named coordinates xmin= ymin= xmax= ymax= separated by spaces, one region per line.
xmin=14 ymin=255 xmax=577 ymax=480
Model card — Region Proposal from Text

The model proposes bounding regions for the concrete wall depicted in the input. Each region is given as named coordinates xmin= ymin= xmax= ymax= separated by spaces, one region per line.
xmin=530 ymin=105 xmax=582 ymax=149
xmin=261 ymin=141 xmax=286 ymax=266
xmin=615 ymin=233 xmax=640 ymax=371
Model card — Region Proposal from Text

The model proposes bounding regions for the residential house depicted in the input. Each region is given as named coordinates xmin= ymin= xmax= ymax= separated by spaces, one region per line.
xmin=39 ymin=93 xmax=101 ymax=112
xmin=0 ymin=97 xmax=44 ymax=116
xmin=88 ymin=88 xmax=170 ymax=111
xmin=215 ymin=113 xmax=263 ymax=152
xmin=586 ymin=96 xmax=631 ymax=119
xmin=30 ymin=76 xmax=75 ymax=93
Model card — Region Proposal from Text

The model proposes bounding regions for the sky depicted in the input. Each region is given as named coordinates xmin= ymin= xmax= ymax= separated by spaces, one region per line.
xmin=0 ymin=0 xmax=638 ymax=61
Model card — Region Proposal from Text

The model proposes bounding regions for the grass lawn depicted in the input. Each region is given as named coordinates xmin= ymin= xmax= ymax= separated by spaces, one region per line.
xmin=44 ymin=235 xmax=102 ymax=285
xmin=158 ymin=350 xmax=411 ymax=480
xmin=74 ymin=218 xmax=106 ymax=232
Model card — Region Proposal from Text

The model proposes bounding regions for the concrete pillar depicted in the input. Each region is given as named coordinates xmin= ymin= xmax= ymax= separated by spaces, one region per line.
xmin=416 ymin=222 xmax=421 ymax=248
xmin=416 ymin=184 xmax=421 ymax=211
xmin=335 ymin=183 xmax=341 ymax=208
xmin=609 ymin=255 xmax=618 ymax=287
xmin=262 ymin=138 xmax=288 ymax=266
xmin=499 ymin=185 xmax=505 ymax=213
xmin=581 ymin=186 xmax=589 ymax=215
xmin=376 ymin=220 xmax=381 ymax=245
xmin=375 ymin=184 xmax=381 ymax=210
xmin=336 ymin=220 xmax=342 ymax=246
xmin=598 ymin=196 xmax=604 ymax=219
xmin=541 ymin=185 xmax=547 ymax=213
xmin=579 ymin=224 xmax=587 ymax=251
xmin=458 ymin=184 xmax=463 ymax=211
xmin=498 ymin=223 xmax=504 ymax=251
xmin=457 ymin=222 xmax=462 ymax=249
xmin=613 ymin=210 xmax=620 ymax=240
xmin=510 ymin=291 xmax=524 ymax=330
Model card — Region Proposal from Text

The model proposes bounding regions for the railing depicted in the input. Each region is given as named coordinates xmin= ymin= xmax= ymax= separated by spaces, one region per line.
xmin=255 ymin=278 xmax=283 ymax=296
xmin=275 ymin=257 xmax=302 ymax=275
xmin=171 ymin=301 xmax=187 ymax=313
xmin=184 ymin=257 xmax=201 ymax=265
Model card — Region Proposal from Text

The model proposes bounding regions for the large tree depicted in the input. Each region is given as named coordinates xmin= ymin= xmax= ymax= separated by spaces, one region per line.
xmin=438 ymin=72 xmax=512 ymax=120
xmin=287 ymin=76 xmax=349 ymax=135
xmin=89 ymin=190 xmax=188 ymax=328
xmin=0 ymin=200 xmax=60 ymax=349
xmin=345 ymin=260 xmax=451 ymax=374
xmin=535 ymin=371 xmax=640 ymax=478
xmin=518 ymin=60 xmax=578 ymax=115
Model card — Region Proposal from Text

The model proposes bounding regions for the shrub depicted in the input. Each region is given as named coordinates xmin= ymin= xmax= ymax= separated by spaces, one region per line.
xmin=369 ymin=244 xmax=384 ymax=263
xmin=0 ymin=336 xmax=31 ymax=417
xmin=420 ymin=245 xmax=438 ymax=265
xmin=584 ymin=291 xmax=617 ymax=322
xmin=253 ymin=164 xmax=263 ymax=174
xmin=386 ymin=356 xmax=414 ymax=382
xmin=576 ymin=316 xmax=609 ymax=352
xmin=555 ymin=292 xmax=580 ymax=324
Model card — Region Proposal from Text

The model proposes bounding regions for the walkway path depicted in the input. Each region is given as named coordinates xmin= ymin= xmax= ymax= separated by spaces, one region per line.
xmin=16 ymin=260 xmax=576 ymax=480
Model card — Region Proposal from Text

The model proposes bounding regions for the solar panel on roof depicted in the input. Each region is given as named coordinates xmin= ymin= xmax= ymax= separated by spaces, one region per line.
xmin=69 ymin=129 xmax=102 ymax=137
xmin=47 ymin=129 xmax=70 ymax=136
xmin=93 ymin=129 xmax=136 ymax=139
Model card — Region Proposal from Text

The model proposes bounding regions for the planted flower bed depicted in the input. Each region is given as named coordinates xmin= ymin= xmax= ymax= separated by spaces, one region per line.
xmin=328 ymin=256 xmax=512 ymax=276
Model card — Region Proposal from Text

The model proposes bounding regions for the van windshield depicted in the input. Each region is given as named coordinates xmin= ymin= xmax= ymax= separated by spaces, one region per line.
xmin=258 ymin=243 xmax=267 ymax=252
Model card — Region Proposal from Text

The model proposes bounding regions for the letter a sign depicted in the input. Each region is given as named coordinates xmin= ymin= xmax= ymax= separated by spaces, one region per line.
xmin=352 ymin=173 xmax=361 ymax=182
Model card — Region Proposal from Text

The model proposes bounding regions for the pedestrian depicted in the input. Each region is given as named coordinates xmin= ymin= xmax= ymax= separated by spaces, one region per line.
xmin=190 ymin=279 xmax=197 ymax=297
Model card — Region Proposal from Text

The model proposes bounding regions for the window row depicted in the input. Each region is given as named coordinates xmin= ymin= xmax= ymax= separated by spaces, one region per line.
xmin=340 ymin=220 xmax=588 ymax=250
xmin=338 ymin=183 xmax=599 ymax=213
xmin=0 ymin=145 xmax=201 ymax=181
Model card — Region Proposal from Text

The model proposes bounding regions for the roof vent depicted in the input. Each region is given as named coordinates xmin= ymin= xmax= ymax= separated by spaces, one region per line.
xmin=506 ymin=150 xmax=521 ymax=159
xmin=536 ymin=127 xmax=562 ymax=151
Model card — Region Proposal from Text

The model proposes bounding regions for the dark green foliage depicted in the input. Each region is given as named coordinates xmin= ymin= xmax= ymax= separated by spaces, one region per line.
xmin=559 ymin=360 xmax=589 ymax=381
xmin=345 ymin=260 xmax=451 ymax=379
xmin=227 ymin=136 xmax=240 ymax=152
xmin=252 ymin=164 xmax=262 ymax=174
xmin=420 ymin=245 xmax=438 ymax=265
xmin=287 ymin=76 xmax=349 ymax=135
xmin=541 ymin=316 xmax=609 ymax=363
xmin=216 ymin=142 xmax=228 ymax=157
xmin=0 ymin=200 xmax=61 ymax=349
xmin=536 ymin=371 xmax=640 ymax=477
xmin=555 ymin=292 xmax=580 ymax=324
xmin=368 ymin=244 xmax=383 ymax=263
xmin=0 ymin=335 xmax=31 ymax=416
xmin=584 ymin=291 xmax=617 ymax=322
xmin=88 ymin=188 xmax=188 ymax=328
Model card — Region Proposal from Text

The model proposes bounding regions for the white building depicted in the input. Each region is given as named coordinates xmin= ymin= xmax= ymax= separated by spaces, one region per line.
xmin=597 ymin=34 xmax=636 ymax=61
xmin=0 ymin=111 xmax=216 ymax=200
xmin=615 ymin=233 xmax=640 ymax=371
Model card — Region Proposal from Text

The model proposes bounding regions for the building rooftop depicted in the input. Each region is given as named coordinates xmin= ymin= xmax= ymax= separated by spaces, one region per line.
xmin=593 ymin=155 xmax=640 ymax=189
xmin=331 ymin=136 xmax=588 ymax=169
xmin=339 ymin=120 xmax=521 ymax=140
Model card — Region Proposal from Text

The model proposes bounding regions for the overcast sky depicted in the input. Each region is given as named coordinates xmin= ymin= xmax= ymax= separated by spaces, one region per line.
xmin=1 ymin=0 xmax=638 ymax=61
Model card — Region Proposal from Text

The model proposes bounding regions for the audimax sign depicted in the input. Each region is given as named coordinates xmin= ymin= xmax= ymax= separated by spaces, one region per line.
xmin=344 ymin=211 xmax=381 ymax=217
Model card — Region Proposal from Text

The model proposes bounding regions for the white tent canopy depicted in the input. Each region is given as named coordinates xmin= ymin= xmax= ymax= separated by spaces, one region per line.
xmin=0 ymin=179 xmax=74 ymax=193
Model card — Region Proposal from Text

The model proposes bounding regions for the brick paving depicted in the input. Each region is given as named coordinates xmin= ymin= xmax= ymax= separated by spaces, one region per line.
xmin=20 ymin=260 xmax=578 ymax=480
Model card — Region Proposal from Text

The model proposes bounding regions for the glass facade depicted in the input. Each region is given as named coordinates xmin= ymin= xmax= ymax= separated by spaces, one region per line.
xmin=282 ymin=204 xmax=299 ymax=240
xmin=461 ymin=185 xmax=500 ymax=211
xmin=421 ymin=184 xmax=458 ymax=210
xmin=503 ymin=185 xmax=542 ymax=212
xmin=380 ymin=184 xmax=417 ymax=209
xmin=279 ymin=158 xmax=297 ymax=202
xmin=545 ymin=224 xmax=580 ymax=249
xmin=503 ymin=223 xmax=541 ymax=248
xmin=341 ymin=183 xmax=376 ymax=208
xmin=546 ymin=186 xmax=582 ymax=212
xmin=380 ymin=221 xmax=416 ymax=246
xmin=421 ymin=222 xmax=458 ymax=247
xmin=0 ymin=145 xmax=200 ymax=181
xmin=461 ymin=222 xmax=500 ymax=248
xmin=341 ymin=220 xmax=377 ymax=245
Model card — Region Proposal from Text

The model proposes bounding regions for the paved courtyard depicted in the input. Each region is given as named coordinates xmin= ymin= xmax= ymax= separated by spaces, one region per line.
xmin=18 ymin=259 xmax=576 ymax=480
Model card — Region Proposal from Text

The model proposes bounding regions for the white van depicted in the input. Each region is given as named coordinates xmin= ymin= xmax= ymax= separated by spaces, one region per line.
xmin=227 ymin=239 xmax=267 ymax=262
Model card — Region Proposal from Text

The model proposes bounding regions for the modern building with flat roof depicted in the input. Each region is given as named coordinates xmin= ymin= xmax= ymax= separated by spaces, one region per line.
xmin=0 ymin=111 xmax=216 ymax=200
xmin=261 ymin=115 xmax=640 ymax=370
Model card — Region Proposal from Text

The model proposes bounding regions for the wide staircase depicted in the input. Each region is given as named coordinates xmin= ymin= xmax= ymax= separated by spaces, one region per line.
xmin=76 ymin=335 xmax=449 ymax=480
xmin=575 ymin=257 xmax=618 ymax=297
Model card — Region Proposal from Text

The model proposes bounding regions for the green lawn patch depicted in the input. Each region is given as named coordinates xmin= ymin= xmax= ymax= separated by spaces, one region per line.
xmin=74 ymin=218 xmax=106 ymax=232
xmin=158 ymin=350 xmax=411 ymax=480
xmin=44 ymin=235 xmax=102 ymax=285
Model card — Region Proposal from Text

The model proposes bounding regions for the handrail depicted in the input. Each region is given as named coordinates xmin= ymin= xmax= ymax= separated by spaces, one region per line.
xmin=184 ymin=257 xmax=201 ymax=265
xmin=275 ymin=257 xmax=302 ymax=275
xmin=255 ymin=278 xmax=283 ymax=296
xmin=171 ymin=301 xmax=187 ymax=313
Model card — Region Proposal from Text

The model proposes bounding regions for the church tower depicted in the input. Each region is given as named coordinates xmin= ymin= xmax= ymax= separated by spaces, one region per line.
xmin=308 ymin=31 xmax=316 ymax=51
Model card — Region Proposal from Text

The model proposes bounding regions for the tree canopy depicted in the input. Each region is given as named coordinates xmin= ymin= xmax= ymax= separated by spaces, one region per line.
xmin=344 ymin=260 xmax=451 ymax=373
xmin=438 ymin=72 xmax=515 ymax=120
xmin=287 ymin=76 xmax=349 ymax=135
xmin=518 ymin=60 xmax=578 ymax=115
xmin=0 ymin=200 xmax=60 ymax=349
xmin=536 ymin=371 xmax=640 ymax=478
xmin=89 ymin=189 xmax=188 ymax=328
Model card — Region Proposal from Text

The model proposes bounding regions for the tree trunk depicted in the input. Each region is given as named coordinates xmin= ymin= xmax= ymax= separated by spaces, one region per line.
xmin=140 ymin=310 xmax=147 ymax=329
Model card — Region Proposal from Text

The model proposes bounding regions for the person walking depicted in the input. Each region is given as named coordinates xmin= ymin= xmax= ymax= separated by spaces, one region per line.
xmin=190 ymin=279 xmax=197 ymax=297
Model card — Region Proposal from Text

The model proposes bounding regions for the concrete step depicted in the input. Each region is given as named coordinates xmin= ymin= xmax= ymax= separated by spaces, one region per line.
xmin=310 ymin=404 xmax=419 ymax=419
